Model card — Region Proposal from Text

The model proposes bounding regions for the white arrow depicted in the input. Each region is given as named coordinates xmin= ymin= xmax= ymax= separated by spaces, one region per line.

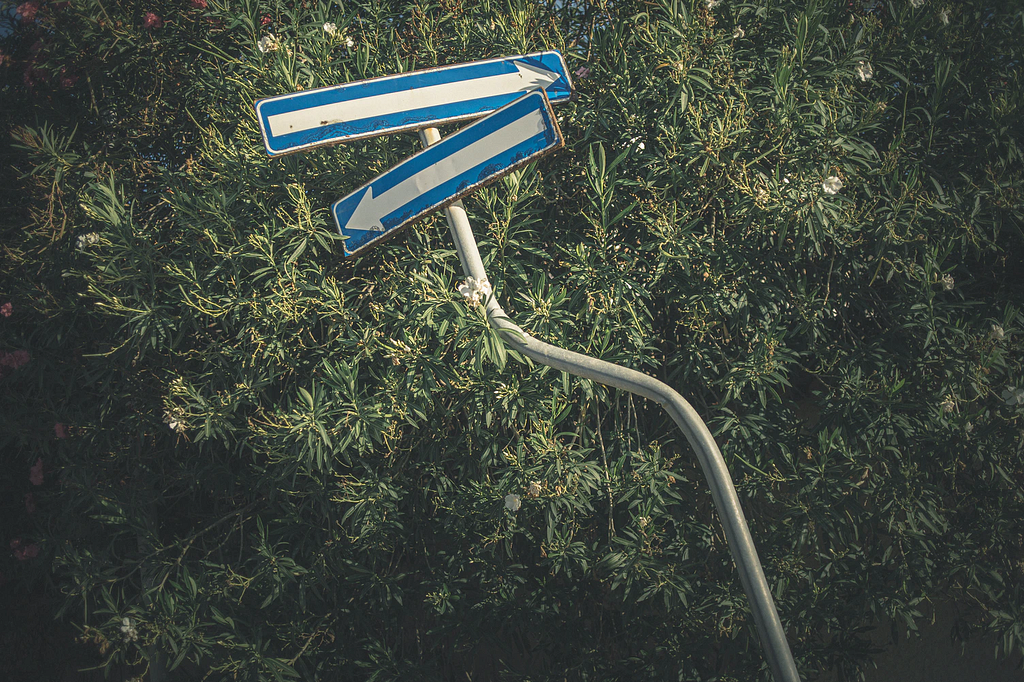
xmin=268 ymin=61 xmax=559 ymax=138
xmin=341 ymin=104 xmax=546 ymax=233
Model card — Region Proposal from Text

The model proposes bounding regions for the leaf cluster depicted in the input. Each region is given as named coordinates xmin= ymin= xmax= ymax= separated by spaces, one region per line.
xmin=1 ymin=1 xmax=1022 ymax=681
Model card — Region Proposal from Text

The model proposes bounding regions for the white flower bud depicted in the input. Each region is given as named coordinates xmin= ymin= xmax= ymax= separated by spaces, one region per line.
xmin=822 ymin=176 xmax=843 ymax=195
xmin=458 ymin=277 xmax=492 ymax=305
xmin=258 ymin=34 xmax=280 ymax=53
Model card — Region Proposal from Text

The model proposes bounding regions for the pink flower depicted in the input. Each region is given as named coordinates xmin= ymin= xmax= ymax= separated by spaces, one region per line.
xmin=54 ymin=423 xmax=68 ymax=439
xmin=22 ymin=64 xmax=45 ymax=88
xmin=59 ymin=68 xmax=78 ymax=88
xmin=16 ymin=1 xmax=40 ymax=21
xmin=261 ymin=15 xmax=272 ymax=26
xmin=0 ymin=302 xmax=11 ymax=317
xmin=29 ymin=458 xmax=44 ymax=485
xmin=14 ymin=543 xmax=40 ymax=561
xmin=9 ymin=538 xmax=39 ymax=560
xmin=574 ymin=66 xmax=591 ymax=79
xmin=190 ymin=0 xmax=208 ymax=8
xmin=1 ymin=350 xmax=30 ymax=369
xmin=143 ymin=11 xmax=163 ymax=29
xmin=25 ymin=493 xmax=36 ymax=514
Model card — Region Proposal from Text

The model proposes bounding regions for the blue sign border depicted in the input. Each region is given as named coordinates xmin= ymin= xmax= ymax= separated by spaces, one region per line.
xmin=256 ymin=51 xmax=571 ymax=157
xmin=333 ymin=90 xmax=563 ymax=257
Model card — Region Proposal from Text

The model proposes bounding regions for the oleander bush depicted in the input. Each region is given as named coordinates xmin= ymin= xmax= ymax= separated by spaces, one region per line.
xmin=1 ymin=0 xmax=1022 ymax=680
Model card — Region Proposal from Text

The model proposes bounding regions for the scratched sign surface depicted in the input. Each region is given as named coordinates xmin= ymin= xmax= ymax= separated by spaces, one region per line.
xmin=332 ymin=90 xmax=562 ymax=257
xmin=255 ymin=51 xmax=571 ymax=157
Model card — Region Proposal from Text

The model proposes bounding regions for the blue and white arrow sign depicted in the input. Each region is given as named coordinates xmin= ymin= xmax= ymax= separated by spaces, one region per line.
xmin=333 ymin=90 xmax=562 ymax=257
xmin=256 ymin=51 xmax=571 ymax=157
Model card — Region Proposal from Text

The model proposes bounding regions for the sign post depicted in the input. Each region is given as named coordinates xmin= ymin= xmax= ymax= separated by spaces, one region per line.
xmin=418 ymin=126 xmax=802 ymax=682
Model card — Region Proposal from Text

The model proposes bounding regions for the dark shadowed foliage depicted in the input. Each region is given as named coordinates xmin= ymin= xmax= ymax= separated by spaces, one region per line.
xmin=1 ymin=1 xmax=1022 ymax=680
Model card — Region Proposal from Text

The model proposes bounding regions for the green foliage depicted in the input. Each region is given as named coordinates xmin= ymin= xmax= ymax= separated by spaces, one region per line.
xmin=1 ymin=0 xmax=1022 ymax=681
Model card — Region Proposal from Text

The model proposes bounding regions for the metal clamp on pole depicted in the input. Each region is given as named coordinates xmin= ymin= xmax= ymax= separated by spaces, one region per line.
xmin=419 ymin=127 xmax=802 ymax=682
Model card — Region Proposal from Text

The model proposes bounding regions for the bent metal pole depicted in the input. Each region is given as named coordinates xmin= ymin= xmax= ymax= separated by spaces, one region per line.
xmin=419 ymin=127 xmax=802 ymax=682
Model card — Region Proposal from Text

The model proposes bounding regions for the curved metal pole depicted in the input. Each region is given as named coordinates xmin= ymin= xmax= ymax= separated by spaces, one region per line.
xmin=419 ymin=128 xmax=800 ymax=682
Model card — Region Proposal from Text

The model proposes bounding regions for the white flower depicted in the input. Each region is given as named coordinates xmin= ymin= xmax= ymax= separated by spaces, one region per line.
xmin=910 ymin=0 xmax=925 ymax=7
xmin=941 ymin=273 xmax=955 ymax=290
xmin=732 ymin=26 xmax=745 ymax=39
xmin=706 ymin=0 xmax=721 ymax=8
xmin=941 ymin=396 xmax=956 ymax=413
xmin=964 ymin=421 xmax=974 ymax=433
xmin=822 ymin=176 xmax=843 ymax=195
xmin=258 ymin=34 xmax=280 ymax=53
xmin=163 ymin=408 xmax=185 ymax=434
xmin=323 ymin=22 xmax=337 ymax=35
xmin=526 ymin=481 xmax=542 ymax=498
xmin=629 ymin=136 xmax=645 ymax=152
xmin=638 ymin=516 xmax=650 ymax=528
xmin=1002 ymin=387 xmax=1024 ymax=406
xmin=457 ymin=276 xmax=492 ymax=305
xmin=855 ymin=60 xmax=874 ymax=81
xmin=504 ymin=493 xmax=521 ymax=512
xmin=121 ymin=617 xmax=139 ymax=642
xmin=75 ymin=232 xmax=100 ymax=250
xmin=783 ymin=176 xmax=790 ymax=184
xmin=990 ymin=324 xmax=1005 ymax=341
xmin=939 ymin=8 xmax=950 ymax=24
xmin=345 ymin=36 xmax=355 ymax=48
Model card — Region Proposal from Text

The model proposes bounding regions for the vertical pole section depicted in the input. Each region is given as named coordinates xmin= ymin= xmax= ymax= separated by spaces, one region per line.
xmin=418 ymin=128 xmax=801 ymax=682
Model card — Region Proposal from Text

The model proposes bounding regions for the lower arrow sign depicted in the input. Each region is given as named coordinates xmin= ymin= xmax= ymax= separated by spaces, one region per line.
xmin=333 ymin=90 xmax=562 ymax=257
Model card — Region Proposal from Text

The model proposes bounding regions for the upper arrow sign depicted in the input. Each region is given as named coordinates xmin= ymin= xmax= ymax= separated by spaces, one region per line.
xmin=333 ymin=90 xmax=562 ymax=257
xmin=255 ymin=51 xmax=572 ymax=157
